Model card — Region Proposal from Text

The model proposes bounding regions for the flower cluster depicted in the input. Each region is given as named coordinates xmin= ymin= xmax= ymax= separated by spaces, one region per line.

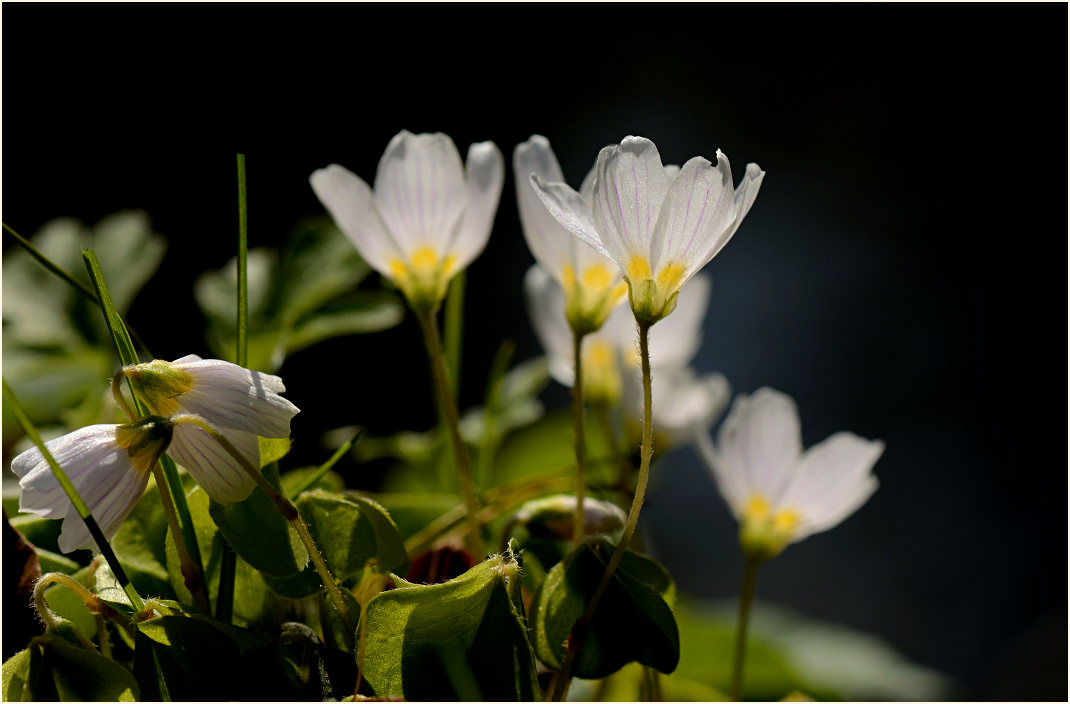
xmin=12 ymin=356 xmax=299 ymax=553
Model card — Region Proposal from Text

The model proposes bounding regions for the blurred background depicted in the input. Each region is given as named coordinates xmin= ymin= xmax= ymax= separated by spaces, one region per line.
xmin=3 ymin=5 xmax=1065 ymax=700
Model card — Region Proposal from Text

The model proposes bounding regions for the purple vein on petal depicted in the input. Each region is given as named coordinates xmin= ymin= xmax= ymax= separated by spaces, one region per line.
xmin=683 ymin=181 xmax=711 ymax=257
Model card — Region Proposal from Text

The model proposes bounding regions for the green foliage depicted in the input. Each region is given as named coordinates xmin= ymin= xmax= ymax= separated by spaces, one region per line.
xmin=361 ymin=554 xmax=539 ymax=701
xmin=533 ymin=537 xmax=680 ymax=679
xmin=3 ymin=636 xmax=140 ymax=701
xmin=264 ymin=490 xmax=408 ymax=599
xmin=209 ymin=464 xmax=309 ymax=578
xmin=195 ymin=217 xmax=404 ymax=372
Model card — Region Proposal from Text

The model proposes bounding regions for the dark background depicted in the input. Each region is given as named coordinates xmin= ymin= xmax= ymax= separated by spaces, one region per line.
xmin=3 ymin=5 xmax=1065 ymax=700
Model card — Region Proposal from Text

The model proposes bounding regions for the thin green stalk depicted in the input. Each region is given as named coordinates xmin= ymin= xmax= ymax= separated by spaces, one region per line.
xmin=289 ymin=429 xmax=363 ymax=497
xmin=437 ymin=271 xmax=466 ymax=492
xmin=83 ymin=249 xmax=210 ymax=613
xmin=551 ymin=321 xmax=655 ymax=702
xmin=171 ymin=413 xmax=355 ymax=641
xmin=236 ymin=153 xmax=249 ymax=369
xmin=218 ymin=152 xmax=250 ymax=623
xmin=414 ymin=307 xmax=485 ymax=558
xmin=729 ymin=557 xmax=761 ymax=701
xmin=571 ymin=329 xmax=588 ymax=552
xmin=5 ymin=381 xmax=145 ymax=612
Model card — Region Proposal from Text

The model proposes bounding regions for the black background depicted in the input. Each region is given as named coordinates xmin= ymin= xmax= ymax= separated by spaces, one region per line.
xmin=3 ymin=5 xmax=1066 ymax=699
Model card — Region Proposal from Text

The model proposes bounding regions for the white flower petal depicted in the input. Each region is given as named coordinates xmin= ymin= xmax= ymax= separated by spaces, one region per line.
xmin=706 ymin=160 xmax=765 ymax=263
xmin=650 ymin=154 xmax=736 ymax=279
xmin=514 ymin=136 xmax=574 ymax=278
xmin=694 ymin=429 xmax=748 ymax=519
xmin=648 ymin=368 xmax=730 ymax=441
xmin=13 ymin=425 xmax=123 ymax=520
xmin=372 ymin=131 xmax=467 ymax=256
xmin=716 ymin=388 xmax=803 ymax=502
xmin=523 ymin=266 xmax=574 ymax=386
xmin=591 ymin=136 xmax=671 ymax=270
xmin=782 ymin=433 xmax=884 ymax=539
xmin=451 ymin=140 xmax=504 ymax=272
xmin=172 ymin=358 xmax=299 ymax=437
xmin=310 ymin=164 xmax=401 ymax=278
xmin=11 ymin=425 xmax=151 ymax=554
xmin=167 ymin=425 xmax=258 ymax=504
xmin=531 ymin=174 xmax=608 ymax=258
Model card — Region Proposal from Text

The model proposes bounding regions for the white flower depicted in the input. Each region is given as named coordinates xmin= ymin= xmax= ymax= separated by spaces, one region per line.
xmin=526 ymin=264 xmax=729 ymax=435
xmin=532 ymin=136 xmax=763 ymax=324
xmin=11 ymin=418 xmax=173 ymax=553
xmin=124 ymin=355 xmax=300 ymax=503
xmin=514 ymin=135 xmax=625 ymax=333
xmin=697 ymin=387 xmax=883 ymax=559
xmin=311 ymin=130 xmax=505 ymax=310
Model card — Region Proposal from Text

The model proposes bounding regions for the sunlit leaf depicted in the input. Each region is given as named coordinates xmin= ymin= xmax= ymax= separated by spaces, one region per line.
xmin=362 ymin=554 xmax=539 ymax=701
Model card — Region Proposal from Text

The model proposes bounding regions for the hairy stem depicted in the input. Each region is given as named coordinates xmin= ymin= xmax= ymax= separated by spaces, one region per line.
xmin=551 ymin=321 xmax=655 ymax=701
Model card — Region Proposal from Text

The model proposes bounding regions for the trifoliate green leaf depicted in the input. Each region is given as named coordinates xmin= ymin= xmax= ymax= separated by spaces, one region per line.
xmin=533 ymin=537 xmax=679 ymax=679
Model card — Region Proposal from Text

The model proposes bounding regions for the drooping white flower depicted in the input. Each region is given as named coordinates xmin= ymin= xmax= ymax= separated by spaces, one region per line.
xmin=532 ymin=135 xmax=763 ymax=324
xmin=311 ymin=130 xmax=505 ymax=310
xmin=696 ymin=387 xmax=883 ymax=559
xmin=11 ymin=418 xmax=173 ymax=553
xmin=514 ymin=136 xmax=626 ymax=333
xmin=124 ymin=355 xmax=300 ymax=503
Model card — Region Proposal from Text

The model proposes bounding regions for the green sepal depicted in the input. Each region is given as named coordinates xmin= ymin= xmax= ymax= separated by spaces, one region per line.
xmin=532 ymin=537 xmax=679 ymax=679
xmin=360 ymin=554 xmax=539 ymax=701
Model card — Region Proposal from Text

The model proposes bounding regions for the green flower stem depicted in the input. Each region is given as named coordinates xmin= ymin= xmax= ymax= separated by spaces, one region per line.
xmin=85 ymin=249 xmax=210 ymax=613
xmin=170 ymin=414 xmax=355 ymax=639
xmin=218 ymin=152 xmax=250 ymax=624
xmin=730 ymin=556 xmax=762 ymax=701
xmin=571 ymin=329 xmax=588 ymax=552
xmin=32 ymin=573 xmax=99 ymax=651
xmin=551 ymin=321 xmax=655 ymax=703
xmin=4 ymin=380 xmax=146 ymax=613
xmin=150 ymin=461 xmax=212 ymax=614
xmin=414 ymin=306 xmax=485 ymax=558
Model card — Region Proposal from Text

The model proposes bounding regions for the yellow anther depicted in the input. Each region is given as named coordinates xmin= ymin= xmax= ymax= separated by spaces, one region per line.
xmin=772 ymin=509 xmax=800 ymax=535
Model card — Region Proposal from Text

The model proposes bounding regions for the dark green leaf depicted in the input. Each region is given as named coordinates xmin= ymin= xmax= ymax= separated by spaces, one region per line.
xmin=40 ymin=636 xmax=140 ymax=701
xmin=533 ymin=537 xmax=679 ymax=678
xmin=209 ymin=464 xmax=308 ymax=577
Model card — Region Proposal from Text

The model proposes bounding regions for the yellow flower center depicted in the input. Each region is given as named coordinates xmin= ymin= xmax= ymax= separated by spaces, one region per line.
xmin=561 ymin=263 xmax=626 ymax=335
xmin=740 ymin=494 xmax=800 ymax=561
xmin=389 ymin=245 xmax=457 ymax=310
xmin=115 ymin=417 xmax=174 ymax=474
